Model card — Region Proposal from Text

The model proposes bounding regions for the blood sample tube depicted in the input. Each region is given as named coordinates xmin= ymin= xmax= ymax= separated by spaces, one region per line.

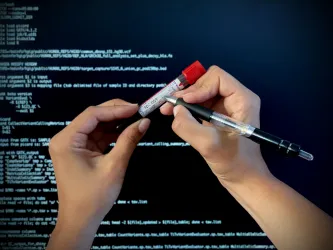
xmin=116 ymin=60 xmax=206 ymax=132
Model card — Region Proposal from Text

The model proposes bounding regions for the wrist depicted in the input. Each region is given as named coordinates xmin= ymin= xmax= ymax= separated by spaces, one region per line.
xmin=219 ymin=163 xmax=279 ymax=216
xmin=54 ymin=218 xmax=99 ymax=235
xmin=48 ymin=218 xmax=99 ymax=250
xmin=218 ymin=161 xmax=276 ymax=194
xmin=55 ymin=210 xmax=102 ymax=235
xmin=56 ymin=204 xmax=105 ymax=230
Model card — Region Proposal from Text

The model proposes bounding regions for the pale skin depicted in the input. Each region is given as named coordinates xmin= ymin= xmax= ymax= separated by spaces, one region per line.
xmin=46 ymin=66 xmax=333 ymax=250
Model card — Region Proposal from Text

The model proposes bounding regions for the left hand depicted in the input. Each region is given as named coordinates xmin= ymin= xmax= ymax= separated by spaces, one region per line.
xmin=48 ymin=99 xmax=150 ymax=232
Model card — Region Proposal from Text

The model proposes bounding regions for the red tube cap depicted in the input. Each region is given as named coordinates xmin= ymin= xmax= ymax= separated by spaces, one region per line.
xmin=182 ymin=60 xmax=206 ymax=85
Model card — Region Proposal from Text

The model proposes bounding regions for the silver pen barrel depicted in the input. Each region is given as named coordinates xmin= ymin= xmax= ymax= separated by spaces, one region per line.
xmin=210 ymin=111 xmax=255 ymax=137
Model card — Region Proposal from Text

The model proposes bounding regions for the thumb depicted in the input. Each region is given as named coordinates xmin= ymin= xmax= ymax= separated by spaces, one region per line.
xmin=108 ymin=118 xmax=150 ymax=163
xmin=172 ymin=105 xmax=215 ymax=153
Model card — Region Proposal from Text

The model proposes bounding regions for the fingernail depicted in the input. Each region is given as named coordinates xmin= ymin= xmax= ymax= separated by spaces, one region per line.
xmin=173 ymin=106 xmax=181 ymax=116
xmin=138 ymin=119 xmax=150 ymax=133
xmin=160 ymin=103 xmax=167 ymax=110
xmin=130 ymin=103 xmax=138 ymax=106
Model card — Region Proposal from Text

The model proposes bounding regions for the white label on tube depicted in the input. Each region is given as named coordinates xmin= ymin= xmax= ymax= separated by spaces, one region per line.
xmin=138 ymin=78 xmax=185 ymax=117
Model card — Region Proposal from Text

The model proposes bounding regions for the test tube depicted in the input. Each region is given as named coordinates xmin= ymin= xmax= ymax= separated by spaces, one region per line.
xmin=116 ymin=61 xmax=206 ymax=132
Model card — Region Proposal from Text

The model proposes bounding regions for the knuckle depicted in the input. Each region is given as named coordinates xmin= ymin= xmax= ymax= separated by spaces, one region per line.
xmin=199 ymin=80 xmax=211 ymax=91
xmin=48 ymin=135 xmax=63 ymax=155
xmin=99 ymin=99 xmax=123 ymax=107
xmin=208 ymin=65 xmax=220 ymax=72
xmin=208 ymin=65 xmax=224 ymax=76
xmin=238 ymin=99 xmax=252 ymax=114
xmin=195 ymin=79 xmax=213 ymax=94
xmin=111 ymin=98 xmax=124 ymax=105
xmin=242 ymin=93 xmax=261 ymax=112
xmin=85 ymin=106 xmax=96 ymax=115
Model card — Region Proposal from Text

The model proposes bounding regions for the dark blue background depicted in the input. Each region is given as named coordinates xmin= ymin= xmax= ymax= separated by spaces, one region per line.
xmin=33 ymin=0 xmax=332 ymax=214
xmin=2 ymin=0 xmax=333 ymax=247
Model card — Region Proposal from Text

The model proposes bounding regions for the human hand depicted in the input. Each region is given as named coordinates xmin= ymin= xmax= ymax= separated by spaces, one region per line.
xmin=49 ymin=99 xmax=150 ymax=232
xmin=160 ymin=66 xmax=272 ymax=185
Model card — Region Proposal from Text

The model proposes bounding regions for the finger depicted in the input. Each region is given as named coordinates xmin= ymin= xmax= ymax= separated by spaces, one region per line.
xmin=160 ymin=67 xmax=226 ymax=115
xmin=159 ymin=86 xmax=205 ymax=115
xmin=68 ymin=105 xmax=138 ymax=135
xmin=181 ymin=66 xmax=261 ymax=126
xmin=171 ymin=105 xmax=217 ymax=155
xmin=173 ymin=88 xmax=194 ymax=97
xmin=160 ymin=102 xmax=174 ymax=115
xmin=182 ymin=65 xmax=245 ymax=104
xmin=160 ymin=92 xmax=220 ymax=116
xmin=108 ymin=118 xmax=151 ymax=163
xmin=99 ymin=98 xmax=135 ymax=107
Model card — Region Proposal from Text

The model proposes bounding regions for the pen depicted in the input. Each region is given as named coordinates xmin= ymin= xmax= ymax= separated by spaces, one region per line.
xmin=116 ymin=61 xmax=206 ymax=132
xmin=164 ymin=96 xmax=314 ymax=161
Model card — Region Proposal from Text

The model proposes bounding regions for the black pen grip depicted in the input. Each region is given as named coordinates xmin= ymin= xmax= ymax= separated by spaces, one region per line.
xmin=250 ymin=128 xmax=300 ymax=157
xmin=175 ymin=98 xmax=213 ymax=121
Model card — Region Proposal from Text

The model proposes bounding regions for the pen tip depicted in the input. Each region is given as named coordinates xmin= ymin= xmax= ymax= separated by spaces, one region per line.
xmin=299 ymin=150 xmax=314 ymax=161
xmin=164 ymin=95 xmax=176 ymax=104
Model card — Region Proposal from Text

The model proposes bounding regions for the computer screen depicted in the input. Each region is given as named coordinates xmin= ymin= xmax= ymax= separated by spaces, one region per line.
xmin=1 ymin=1 xmax=332 ymax=249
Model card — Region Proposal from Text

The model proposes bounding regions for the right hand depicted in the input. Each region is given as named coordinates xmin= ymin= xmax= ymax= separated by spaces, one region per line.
xmin=160 ymin=66 xmax=272 ymax=185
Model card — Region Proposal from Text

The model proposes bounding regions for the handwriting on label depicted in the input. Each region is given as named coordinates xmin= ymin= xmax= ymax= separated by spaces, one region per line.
xmin=138 ymin=78 xmax=184 ymax=117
